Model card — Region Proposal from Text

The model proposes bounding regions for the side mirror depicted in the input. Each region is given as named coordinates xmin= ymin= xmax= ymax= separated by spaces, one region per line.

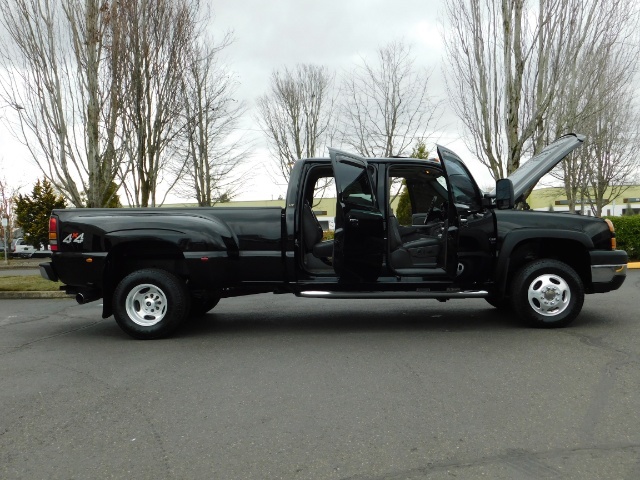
xmin=495 ymin=178 xmax=514 ymax=210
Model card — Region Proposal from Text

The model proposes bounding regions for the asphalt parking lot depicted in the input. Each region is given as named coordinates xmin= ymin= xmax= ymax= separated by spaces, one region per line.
xmin=1 ymin=271 xmax=639 ymax=479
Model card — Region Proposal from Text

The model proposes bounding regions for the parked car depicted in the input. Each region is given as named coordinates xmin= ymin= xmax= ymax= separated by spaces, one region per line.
xmin=11 ymin=238 xmax=32 ymax=258
xmin=11 ymin=238 xmax=52 ymax=258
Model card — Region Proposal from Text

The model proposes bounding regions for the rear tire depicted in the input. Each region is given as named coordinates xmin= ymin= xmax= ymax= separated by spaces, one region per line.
xmin=113 ymin=268 xmax=190 ymax=339
xmin=511 ymin=259 xmax=584 ymax=328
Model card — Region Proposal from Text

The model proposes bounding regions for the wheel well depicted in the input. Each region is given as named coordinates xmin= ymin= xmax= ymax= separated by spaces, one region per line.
xmin=102 ymin=240 xmax=188 ymax=318
xmin=502 ymin=239 xmax=590 ymax=295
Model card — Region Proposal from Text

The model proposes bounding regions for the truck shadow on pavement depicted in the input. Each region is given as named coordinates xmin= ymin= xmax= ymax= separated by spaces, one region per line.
xmin=71 ymin=297 xmax=605 ymax=340
xmin=175 ymin=303 xmax=602 ymax=340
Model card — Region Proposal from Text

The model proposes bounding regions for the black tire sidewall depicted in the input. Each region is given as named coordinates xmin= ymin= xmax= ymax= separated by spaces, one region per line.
xmin=113 ymin=268 xmax=190 ymax=339
xmin=511 ymin=260 xmax=584 ymax=328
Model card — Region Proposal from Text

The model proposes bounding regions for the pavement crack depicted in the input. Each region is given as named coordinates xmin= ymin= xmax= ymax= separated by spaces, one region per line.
xmin=580 ymin=356 xmax=634 ymax=442
xmin=0 ymin=320 xmax=104 ymax=356
xmin=501 ymin=449 xmax=562 ymax=477
xmin=337 ymin=443 xmax=640 ymax=480
xmin=559 ymin=330 xmax=640 ymax=442
xmin=140 ymin=409 xmax=175 ymax=479
xmin=560 ymin=330 xmax=640 ymax=361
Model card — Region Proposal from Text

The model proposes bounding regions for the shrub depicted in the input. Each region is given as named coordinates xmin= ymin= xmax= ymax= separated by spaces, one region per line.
xmin=607 ymin=216 xmax=640 ymax=260
xmin=396 ymin=186 xmax=412 ymax=225
xmin=322 ymin=230 xmax=335 ymax=241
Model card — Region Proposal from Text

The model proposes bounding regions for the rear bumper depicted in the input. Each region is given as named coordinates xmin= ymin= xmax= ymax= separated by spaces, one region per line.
xmin=39 ymin=262 xmax=58 ymax=282
xmin=590 ymin=250 xmax=628 ymax=293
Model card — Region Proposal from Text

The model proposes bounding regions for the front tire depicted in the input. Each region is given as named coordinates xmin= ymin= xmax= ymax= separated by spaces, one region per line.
xmin=113 ymin=269 xmax=190 ymax=339
xmin=511 ymin=259 xmax=584 ymax=328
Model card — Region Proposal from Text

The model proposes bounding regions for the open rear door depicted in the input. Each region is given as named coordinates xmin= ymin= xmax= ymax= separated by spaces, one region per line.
xmin=329 ymin=148 xmax=384 ymax=281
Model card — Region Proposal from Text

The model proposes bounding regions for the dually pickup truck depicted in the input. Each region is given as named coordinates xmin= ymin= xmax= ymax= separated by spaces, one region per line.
xmin=40 ymin=134 xmax=628 ymax=339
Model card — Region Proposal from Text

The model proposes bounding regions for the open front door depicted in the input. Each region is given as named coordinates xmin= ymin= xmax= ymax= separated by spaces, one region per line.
xmin=329 ymin=148 xmax=384 ymax=281
xmin=436 ymin=145 xmax=484 ymax=278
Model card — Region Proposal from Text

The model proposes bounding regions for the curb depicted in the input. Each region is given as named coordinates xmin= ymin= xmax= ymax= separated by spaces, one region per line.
xmin=0 ymin=265 xmax=40 ymax=270
xmin=629 ymin=262 xmax=640 ymax=269
xmin=0 ymin=291 xmax=70 ymax=299
xmin=0 ymin=256 xmax=47 ymax=265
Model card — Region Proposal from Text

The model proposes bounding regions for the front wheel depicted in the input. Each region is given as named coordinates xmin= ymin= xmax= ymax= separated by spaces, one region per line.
xmin=511 ymin=259 xmax=584 ymax=328
xmin=113 ymin=269 xmax=190 ymax=339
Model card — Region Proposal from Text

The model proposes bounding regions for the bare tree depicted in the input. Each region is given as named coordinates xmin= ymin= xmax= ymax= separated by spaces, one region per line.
xmin=0 ymin=176 xmax=16 ymax=250
xmin=443 ymin=0 xmax=638 ymax=182
xmin=546 ymin=68 xmax=592 ymax=213
xmin=116 ymin=0 xmax=200 ymax=207
xmin=0 ymin=0 xmax=125 ymax=207
xmin=582 ymin=83 xmax=640 ymax=216
xmin=175 ymin=38 xmax=248 ymax=206
xmin=340 ymin=40 xmax=441 ymax=158
xmin=546 ymin=7 xmax=640 ymax=213
xmin=257 ymin=64 xmax=337 ymax=184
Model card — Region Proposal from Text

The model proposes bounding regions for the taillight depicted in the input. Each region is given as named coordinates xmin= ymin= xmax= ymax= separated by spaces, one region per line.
xmin=604 ymin=218 xmax=616 ymax=250
xmin=49 ymin=216 xmax=58 ymax=251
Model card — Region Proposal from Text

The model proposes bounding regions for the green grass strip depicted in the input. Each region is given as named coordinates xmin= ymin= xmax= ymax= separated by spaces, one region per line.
xmin=0 ymin=275 xmax=63 ymax=292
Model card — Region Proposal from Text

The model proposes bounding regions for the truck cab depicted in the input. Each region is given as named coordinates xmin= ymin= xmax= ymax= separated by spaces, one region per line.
xmin=289 ymin=148 xmax=493 ymax=288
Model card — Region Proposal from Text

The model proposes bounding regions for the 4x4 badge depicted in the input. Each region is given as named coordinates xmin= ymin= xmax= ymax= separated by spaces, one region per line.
xmin=62 ymin=233 xmax=84 ymax=244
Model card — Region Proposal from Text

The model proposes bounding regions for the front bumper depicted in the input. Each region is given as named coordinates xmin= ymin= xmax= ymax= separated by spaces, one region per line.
xmin=590 ymin=250 xmax=628 ymax=293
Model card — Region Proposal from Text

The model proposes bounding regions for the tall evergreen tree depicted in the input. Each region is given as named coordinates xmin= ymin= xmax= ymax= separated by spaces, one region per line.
xmin=14 ymin=179 xmax=65 ymax=248
xmin=396 ymin=141 xmax=429 ymax=225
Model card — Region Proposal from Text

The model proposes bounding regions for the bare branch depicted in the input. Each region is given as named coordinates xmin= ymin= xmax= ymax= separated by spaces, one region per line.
xmin=340 ymin=40 xmax=442 ymax=158
xmin=257 ymin=64 xmax=337 ymax=183
xmin=173 ymin=35 xmax=249 ymax=206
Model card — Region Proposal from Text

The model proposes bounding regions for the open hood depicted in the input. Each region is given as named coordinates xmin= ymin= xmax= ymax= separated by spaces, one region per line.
xmin=508 ymin=133 xmax=585 ymax=200
xmin=492 ymin=134 xmax=585 ymax=200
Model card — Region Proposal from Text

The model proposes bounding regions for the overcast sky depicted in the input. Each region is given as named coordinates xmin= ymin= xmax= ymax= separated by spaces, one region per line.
xmin=0 ymin=0 xmax=496 ymax=202
xmin=210 ymin=0 xmax=494 ymax=200
xmin=213 ymin=0 xmax=446 ymax=102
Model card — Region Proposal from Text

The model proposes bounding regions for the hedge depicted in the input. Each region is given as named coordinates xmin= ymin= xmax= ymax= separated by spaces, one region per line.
xmin=322 ymin=230 xmax=335 ymax=241
xmin=607 ymin=216 xmax=640 ymax=260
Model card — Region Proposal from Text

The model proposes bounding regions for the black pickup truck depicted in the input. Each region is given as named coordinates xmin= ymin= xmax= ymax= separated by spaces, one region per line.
xmin=40 ymin=134 xmax=628 ymax=339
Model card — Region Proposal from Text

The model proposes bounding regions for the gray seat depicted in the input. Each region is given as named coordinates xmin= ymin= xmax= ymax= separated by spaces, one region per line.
xmin=302 ymin=202 xmax=334 ymax=258
xmin=388 ymin=215 xmax=440 ymax=269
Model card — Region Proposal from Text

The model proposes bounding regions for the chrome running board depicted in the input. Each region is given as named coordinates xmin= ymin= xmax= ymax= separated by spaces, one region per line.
xmin=298 ymin=290 xmax=489 ymax=299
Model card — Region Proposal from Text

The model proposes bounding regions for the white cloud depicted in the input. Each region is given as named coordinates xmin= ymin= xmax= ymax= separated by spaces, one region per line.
xmin=408 ymin=20 xmax=445 ymax=53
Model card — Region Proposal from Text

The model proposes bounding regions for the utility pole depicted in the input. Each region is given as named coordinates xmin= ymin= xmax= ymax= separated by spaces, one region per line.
xmin=2 ymin=216 xmax=8 ymax=265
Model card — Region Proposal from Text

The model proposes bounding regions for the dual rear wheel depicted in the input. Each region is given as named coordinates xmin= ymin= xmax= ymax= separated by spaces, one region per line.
xmin=113 ymin=268 xmax=219 ymax=339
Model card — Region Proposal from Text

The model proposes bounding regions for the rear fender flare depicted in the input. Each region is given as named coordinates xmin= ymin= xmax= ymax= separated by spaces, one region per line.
xmin=99 ymin=214 xmax=239 ymax=318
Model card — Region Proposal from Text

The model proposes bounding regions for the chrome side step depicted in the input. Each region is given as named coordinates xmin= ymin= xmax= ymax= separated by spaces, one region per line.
xmin=298 ymin=290 xmax=489 ymax=299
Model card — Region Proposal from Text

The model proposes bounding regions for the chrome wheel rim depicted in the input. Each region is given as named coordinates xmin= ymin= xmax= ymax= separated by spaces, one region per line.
xmin=125 ymin=284 xmax=168 ymax=326
xmin=527 ymin=273 xmax=571 ymax=317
